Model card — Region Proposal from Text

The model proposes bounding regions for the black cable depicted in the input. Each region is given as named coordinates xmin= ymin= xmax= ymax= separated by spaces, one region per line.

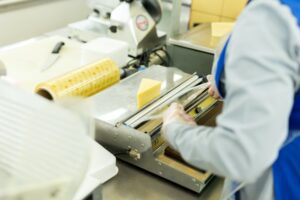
xmin=124 ymin=57 xmax=140 ymax=69
xmin=125 ymin=45 xmax=172 ymax=68
xmin=153 ymin=51 xmax=168 ymax=66
xmin=160 ymin=48 xmax=172 ymax=66
xmin=150 ymin=45 xmax=172 ymax=66
xmin=140 ymin=49 xmax=152 ymax=67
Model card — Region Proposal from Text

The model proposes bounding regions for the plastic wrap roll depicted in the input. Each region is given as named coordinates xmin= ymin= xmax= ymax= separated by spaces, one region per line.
xmin=35 ymin=58 xmax=120 ymax=100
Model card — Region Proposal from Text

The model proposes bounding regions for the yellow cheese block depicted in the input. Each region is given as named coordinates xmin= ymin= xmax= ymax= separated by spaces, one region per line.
xmin=191 ymin=0 xmax=247 ymax=17
xmin=222 ymin=0 xmax=248 ymax=18
xmin=211 ymin=22 xmax=235 ymax=37
xmin=137 ymin=78 xmax=162 ymax=109
xmin=189 ymin=11 xmax=221 ymax=28
xmin=190 ymin=0 xmax=247 ymax=28
xmin=192 ymin=0 xmax=224 ymax=15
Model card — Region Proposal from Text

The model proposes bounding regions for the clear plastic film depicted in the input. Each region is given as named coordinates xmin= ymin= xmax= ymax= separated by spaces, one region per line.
xmin=35 ymin=58 xmax=120 ymax=101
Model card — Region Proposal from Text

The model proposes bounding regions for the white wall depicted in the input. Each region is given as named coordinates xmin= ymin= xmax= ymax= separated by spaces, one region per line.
xmin=0 ymin=0 xmax=90 ymax=46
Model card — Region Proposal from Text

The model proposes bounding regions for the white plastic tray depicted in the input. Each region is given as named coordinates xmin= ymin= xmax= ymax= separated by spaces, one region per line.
xmin=75 ymin=139 xmax=118 ymax=200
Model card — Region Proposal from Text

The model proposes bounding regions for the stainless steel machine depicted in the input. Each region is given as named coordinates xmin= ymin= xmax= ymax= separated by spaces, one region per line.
xmin=84 ymin=0 xmax=167 ymax=57
xmin=91 ymin=66 xmax=222 ymax=193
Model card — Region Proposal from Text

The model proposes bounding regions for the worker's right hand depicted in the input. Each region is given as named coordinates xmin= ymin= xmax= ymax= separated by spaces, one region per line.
xmin=163 ymin=103 xmax=196 ymax=127
xmin=207 ymin=75 xmax=221 ymax=99
xmin=162 ymin=103 xmax=197 ymax=146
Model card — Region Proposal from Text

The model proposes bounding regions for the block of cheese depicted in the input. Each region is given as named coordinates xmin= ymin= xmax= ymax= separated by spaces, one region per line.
xmin=190 ymin=0 xmax=247 ymax=28
xmin=222 ymin=0 xmax=248 ymax=18
xmin=137 ymin=78 xmax=162 ymax=109
xmin=211 ymin=22 xmax=235 ymax=37
xmin=192 ymin=0 xmax=224 ymax=15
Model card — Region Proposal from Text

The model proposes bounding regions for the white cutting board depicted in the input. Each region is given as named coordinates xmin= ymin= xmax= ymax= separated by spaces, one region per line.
xmin=0 ymin=36 xmax=84 ymax=92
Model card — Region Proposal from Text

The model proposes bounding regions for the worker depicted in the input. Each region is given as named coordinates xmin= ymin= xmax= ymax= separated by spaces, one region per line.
xmin=162 ymin=0 xmax=300 ymax=199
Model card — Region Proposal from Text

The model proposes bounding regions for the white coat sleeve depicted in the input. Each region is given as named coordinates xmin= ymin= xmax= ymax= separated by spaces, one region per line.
xmin=164 ymin=0 xmax=300 ymax=183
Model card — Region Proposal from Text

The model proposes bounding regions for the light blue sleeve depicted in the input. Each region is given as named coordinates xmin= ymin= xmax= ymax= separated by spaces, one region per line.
xmin=164 ymin=0 xmax=300 ymax=183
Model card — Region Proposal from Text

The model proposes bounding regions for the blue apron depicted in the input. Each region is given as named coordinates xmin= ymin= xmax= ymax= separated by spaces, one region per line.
xmin=214 ymin=0 xmax=300 ymax=199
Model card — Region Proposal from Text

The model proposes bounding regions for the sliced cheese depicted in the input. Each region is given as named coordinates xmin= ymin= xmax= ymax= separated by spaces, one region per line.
xmin=211 ymin=22 xmax=235 ymax=37
xmin=137 ymin=78 xmax=162 ymax=109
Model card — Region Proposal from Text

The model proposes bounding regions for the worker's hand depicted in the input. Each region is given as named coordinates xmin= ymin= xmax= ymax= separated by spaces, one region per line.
xmin=207 ymin=75 xmax=221 ymax=99
xmin=162 ymin=103 xmax=197 ymax=149
xmin=163 ymin=103 xmax=196 ymax=127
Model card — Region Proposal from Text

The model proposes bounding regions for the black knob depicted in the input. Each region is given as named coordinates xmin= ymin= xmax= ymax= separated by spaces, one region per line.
xmin=109 ymin=26 xmax=118 ymax=33
xmin=195 ymin=107 xmax=202 ymax=114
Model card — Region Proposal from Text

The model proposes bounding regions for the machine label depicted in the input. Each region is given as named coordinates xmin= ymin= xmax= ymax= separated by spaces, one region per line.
xmin=136 ymin=15 xmax=149 ymax=31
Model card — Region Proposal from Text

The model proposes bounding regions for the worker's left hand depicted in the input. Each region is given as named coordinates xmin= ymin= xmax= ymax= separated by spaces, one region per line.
xmin=163 ymin=103 xmax=197 ymax=128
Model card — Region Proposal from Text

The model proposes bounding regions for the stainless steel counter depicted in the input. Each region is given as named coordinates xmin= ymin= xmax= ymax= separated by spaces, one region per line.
xmin=101 ymin=160 xmax=224 ymax=200
xmin=169 ymin=23 xmax=224 ymax=54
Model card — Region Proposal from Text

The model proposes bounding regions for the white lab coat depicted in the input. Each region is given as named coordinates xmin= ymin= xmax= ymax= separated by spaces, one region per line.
xmin=164 ymin=0 xmax=300 ymax=199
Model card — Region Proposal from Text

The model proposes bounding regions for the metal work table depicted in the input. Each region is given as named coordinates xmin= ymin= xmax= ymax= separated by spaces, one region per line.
xmin=0 ymin=24 xmax=225 ymax=200
xmin=101 ymin=160 xmax=224 ymax=200
xmin=169 ymin=23 xmax=224 ymax=54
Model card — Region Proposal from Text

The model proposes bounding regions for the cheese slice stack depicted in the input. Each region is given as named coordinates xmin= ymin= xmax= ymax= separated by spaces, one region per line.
xmin=137 ymin=78 xmax=162 ymax=109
